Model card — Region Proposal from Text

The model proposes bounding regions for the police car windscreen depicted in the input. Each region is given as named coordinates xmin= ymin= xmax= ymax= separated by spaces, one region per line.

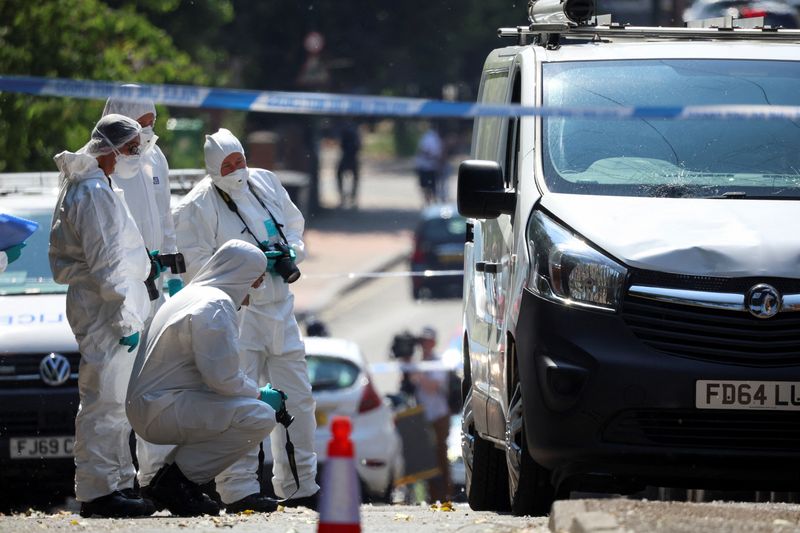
xmin=0 ymin=212 xmax=62 ymax=295
xmin=542 ymin=59 xmax=800 ymax=199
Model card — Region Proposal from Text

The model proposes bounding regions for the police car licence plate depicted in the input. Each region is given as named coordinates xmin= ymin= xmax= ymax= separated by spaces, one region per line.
xmin=9 ymin=436 xmax=74 ymax=459
xmin=696 ymin=380 xmax=800 ymax=411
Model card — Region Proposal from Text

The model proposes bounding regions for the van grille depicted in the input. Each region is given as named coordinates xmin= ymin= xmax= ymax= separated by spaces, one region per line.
xmin=604 ymin=409 xmax=800 ymax=451
xmin=622 ymin=296 xmax=800 ymax=366
xmin=0 ymin=353 xmax=80 ymax=387
xmin=628 ymin=270 xmax=800 ymax=294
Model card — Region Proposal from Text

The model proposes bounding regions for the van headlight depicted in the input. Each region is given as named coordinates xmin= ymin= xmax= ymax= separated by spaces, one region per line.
xmin=526 ymin=211 xmax=627 ymax=311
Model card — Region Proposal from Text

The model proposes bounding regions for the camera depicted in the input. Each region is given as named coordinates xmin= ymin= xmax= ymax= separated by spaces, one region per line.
xmin=390 ymin=331 xmax=418 ymax=359
xmin=157 ymin=252 xmax=186 ymax=274
xmin=144 ymin=255 xmax=161 ymax=301
xmin=144 ymin=252 xmax=187 ymax=301
xmin=266 ymin=241 xmax=301 ymax=284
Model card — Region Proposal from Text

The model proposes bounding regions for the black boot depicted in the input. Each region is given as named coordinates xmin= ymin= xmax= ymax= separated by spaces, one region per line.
xmin=149 ymin=463 xmax=220 ymax=517
xmin=225 ymin=493 xmax=279 ymax=514
xmin=138 ymin=485 xmax=166 ymax=512
xmin=281 ymin=491 xmax=320 ymax=511
xmin=79 ymin=490 xmax=154 ymax=518
xmin=119 ymin=487 xmax=157 ymax=515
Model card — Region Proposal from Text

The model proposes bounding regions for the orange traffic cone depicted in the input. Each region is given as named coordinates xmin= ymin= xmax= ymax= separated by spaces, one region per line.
xmin=318 ymin=416 xmax=361 ymax=533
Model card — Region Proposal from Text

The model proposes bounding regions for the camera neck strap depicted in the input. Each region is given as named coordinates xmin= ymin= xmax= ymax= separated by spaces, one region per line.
xmin=214 ymin=182 xmax=290 ymax=251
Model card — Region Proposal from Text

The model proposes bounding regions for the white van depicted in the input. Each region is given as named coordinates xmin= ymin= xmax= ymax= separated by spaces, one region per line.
xmin=457 ymin=0 xmax=800 ymax=516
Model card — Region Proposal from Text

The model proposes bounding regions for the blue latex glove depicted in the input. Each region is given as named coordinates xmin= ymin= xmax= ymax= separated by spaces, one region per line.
xmin=167 ymin=278 xmax=183 ymax=296
xmin=149 ymin=249 xmax=166 ymax=277
xmin=4 ymin=242 xmax=25 ymax=264
xmin=264 ymin=249 xmax=282 ymax=272
xmin=259 ymin=383 xmax=287 ymax=412
xmin=119 ymin=332 xmax=140 ymax=353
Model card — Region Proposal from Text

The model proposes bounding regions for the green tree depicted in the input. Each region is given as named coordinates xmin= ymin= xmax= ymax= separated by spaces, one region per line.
xmin=0 ymin=0 xmax=209 ymax=171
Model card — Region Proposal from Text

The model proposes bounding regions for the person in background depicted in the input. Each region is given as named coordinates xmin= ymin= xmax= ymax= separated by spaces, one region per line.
xmin=0 ymin=212 xmax=38 ymax=272
xmin=127 ymin=240 xmax=282 ymax=517
xmin=101 ymin=87 xmax=183 ymax=502
xmin=305 ymin=316 xmax=330 ymax=337
xmin=410 ymin=326 xmax=452 ymax=503
xmin=172 ymin=128 xmax=319 ymax=512
xmin=414 ymin=122 xmax=445 ymax=206
xmin=49 ymin=114 xmax=153 ymax=518
xmin=336 ymin=120 xmax=361 ymax=209
xmin=0 ymin=242 xmax=25 ymax=272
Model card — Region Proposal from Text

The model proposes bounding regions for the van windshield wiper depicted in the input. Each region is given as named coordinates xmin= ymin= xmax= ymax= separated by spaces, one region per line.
xmin=703 ymin=192 xmax=798 ymax=200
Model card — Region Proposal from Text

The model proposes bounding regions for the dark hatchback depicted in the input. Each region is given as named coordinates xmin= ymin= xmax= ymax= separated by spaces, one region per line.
xmin=410 ymin=204 xmax=466 ymax=299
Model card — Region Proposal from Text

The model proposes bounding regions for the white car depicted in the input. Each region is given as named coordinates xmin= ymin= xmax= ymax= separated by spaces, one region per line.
xmin=262 ymin=336 xmax=404 ymax=503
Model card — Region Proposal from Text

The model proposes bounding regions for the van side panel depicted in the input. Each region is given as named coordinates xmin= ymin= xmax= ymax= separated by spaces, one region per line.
xmin=465 ymin=49 xmax=517 ymax=439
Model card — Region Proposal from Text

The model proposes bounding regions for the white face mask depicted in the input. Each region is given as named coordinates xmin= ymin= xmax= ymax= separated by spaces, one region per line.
xmin=139 ymin=126 xmax=157 ymax=153
xmin=114 ymin=152 xmax=142 ymax=179
xmin=217 ymin=167 xmax=249 ymax=195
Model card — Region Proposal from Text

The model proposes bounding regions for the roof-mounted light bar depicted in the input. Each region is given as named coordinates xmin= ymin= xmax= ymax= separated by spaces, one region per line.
xmin=528 ymin=0 xmax=595 ymax=26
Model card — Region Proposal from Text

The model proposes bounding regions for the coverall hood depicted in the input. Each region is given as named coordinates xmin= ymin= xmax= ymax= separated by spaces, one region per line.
xmin=204 ymin=128 xmax=246 ymax=179
xmin=53 ymin=151 xmax=103 ymax=183
xmin=189 ymin=240 xmax=267 ymax=305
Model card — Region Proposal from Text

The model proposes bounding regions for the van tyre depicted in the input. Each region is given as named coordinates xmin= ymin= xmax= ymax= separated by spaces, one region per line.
xmin=506 ymin=382 xmax=554 ymax=516
xmin=462 ymin=387 xmax=510 ymax=511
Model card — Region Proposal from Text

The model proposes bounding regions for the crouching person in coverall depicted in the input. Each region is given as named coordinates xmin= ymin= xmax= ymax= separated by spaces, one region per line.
xmin=127 ymin=240 xmax=285 ymax=517
xmin=171 ymin=128 xmax=319 ymax=512
xmin=49 ymin=115 xmax=153 ymax=518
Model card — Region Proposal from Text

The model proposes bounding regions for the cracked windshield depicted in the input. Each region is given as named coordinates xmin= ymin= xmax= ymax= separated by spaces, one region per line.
xmin=543 ymin=59 xmax=800 ymax=198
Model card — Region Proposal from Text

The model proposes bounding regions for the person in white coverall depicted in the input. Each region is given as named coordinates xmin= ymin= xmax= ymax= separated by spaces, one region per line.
xmin=100 ymin=89 xmax=184 ymax=496
xmin=49 ymin=114 xmax=154 ymax=518
xmin=127 ymin=240 xmax=284 ymax=517
xmin=172 ymin=128 xmax=319 ymax=511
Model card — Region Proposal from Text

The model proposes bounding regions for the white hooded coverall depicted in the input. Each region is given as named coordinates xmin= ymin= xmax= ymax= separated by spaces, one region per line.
xmin=170 ymin=129 xmax=318 ymax=504
xmin=49 ymin=151 xmax=151 ymax=502
xmin=101 ymin=94 xmax=180 ymax=489
xmin=126 ymin=240 xmax=275 ymax=485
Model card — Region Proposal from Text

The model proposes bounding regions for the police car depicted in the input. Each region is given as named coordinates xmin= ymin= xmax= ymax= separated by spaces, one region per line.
xmin=458 ymin=0 xmax=800 ymax=516
xmin=0 ymin=188 xmax=78 ymax=499
xmin=0 ymin=172 xmax=198 ymax=501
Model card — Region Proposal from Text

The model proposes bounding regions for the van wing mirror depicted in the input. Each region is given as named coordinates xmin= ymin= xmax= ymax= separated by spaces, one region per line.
xmin=457 ymin=160 xmax=516 ymax=219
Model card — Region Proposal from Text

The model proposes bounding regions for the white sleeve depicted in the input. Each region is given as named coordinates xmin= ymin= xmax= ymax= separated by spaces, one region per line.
xmin=0 ymin=251 xmax=7 ymax=273
xmin=272 ymin=173 xmax=306 ymax=264
xmin=173 ymin=186 xmax=219 ymax=282
xmin=191 ymin=301 xmax=259 ymax=398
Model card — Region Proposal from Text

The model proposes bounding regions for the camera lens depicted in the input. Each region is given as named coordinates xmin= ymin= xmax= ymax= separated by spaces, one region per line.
xmin=274 ymin=254 xmax=301 ymax=283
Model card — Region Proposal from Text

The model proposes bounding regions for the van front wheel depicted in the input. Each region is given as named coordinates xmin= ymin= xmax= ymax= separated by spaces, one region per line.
xmin=506 ymin=382 xmax=554 ymax=516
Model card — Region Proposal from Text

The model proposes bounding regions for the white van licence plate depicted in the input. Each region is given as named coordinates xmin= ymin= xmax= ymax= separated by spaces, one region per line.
xmin=696 ymin=380 xmax=800 ymax=410
xmin=9 ymin=436 xmax=74 ymax=459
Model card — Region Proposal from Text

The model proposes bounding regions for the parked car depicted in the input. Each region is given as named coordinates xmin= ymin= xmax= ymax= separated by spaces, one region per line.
xmin=458 ymin=0 xmax=800 ymax=517
xmin=261 ymin=336 xmax=403 ymax=503
xmin=410 ymin=204 xmax=466 ymax=300
xmin=0 ymin=190 xmax=78 ymax=500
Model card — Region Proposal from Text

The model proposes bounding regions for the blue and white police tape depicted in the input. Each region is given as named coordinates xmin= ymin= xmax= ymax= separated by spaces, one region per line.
xmin=370 ymin=359 xmax=461 ymax=376
xmin=2 ymin=75 xmax=800 ymax=120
